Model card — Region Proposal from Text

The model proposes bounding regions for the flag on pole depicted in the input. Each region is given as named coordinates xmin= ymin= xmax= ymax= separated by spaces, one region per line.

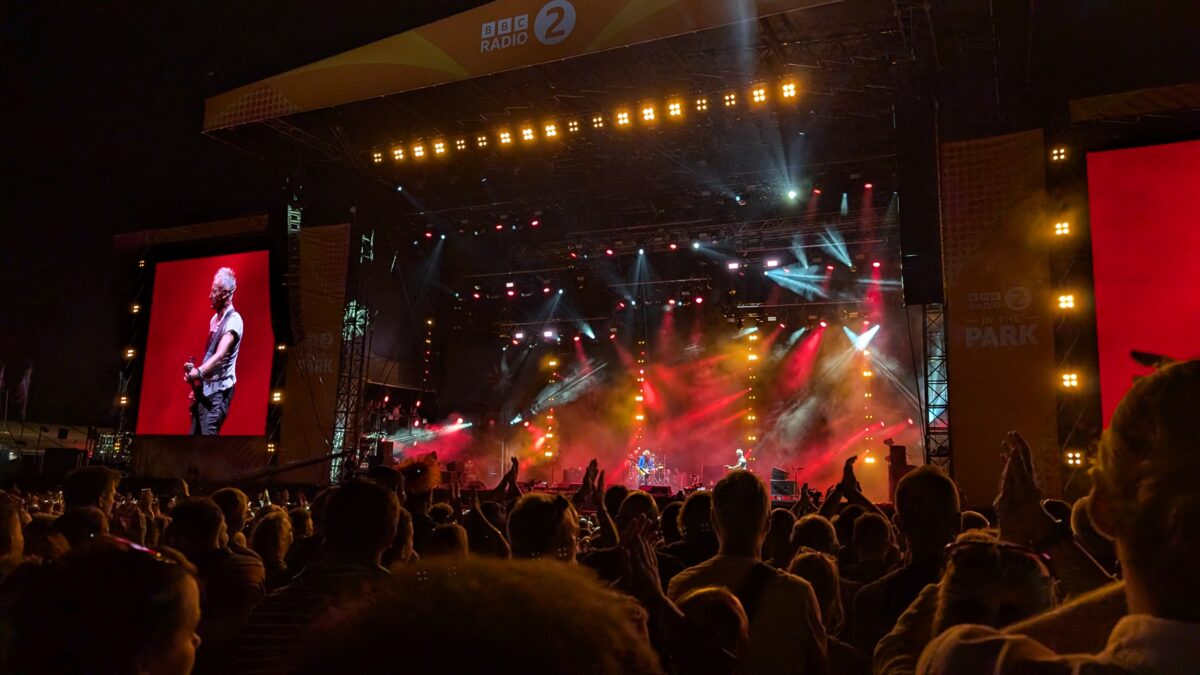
xmin=15 ymin=366 xmax=32 ymax=421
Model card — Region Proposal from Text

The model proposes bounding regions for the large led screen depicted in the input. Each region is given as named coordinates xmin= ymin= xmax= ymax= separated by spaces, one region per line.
xmin=136 ymin=251 xmax=274 ymax=435
xmin=1088 ymin=139 xmax=1200 ymax=424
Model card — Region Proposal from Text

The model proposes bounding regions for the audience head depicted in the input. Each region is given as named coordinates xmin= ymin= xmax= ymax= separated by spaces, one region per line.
xmin=293 ymin=558 xmax=661 ymax=674
xmin=852 ymin=512 xmax=892 ymax=562
xmin=675 ymin=586 xmax=749 ymax=675
xmin=2 ymin=537 xmax=201 ymax=675
xmin=960 ymin=510 xmax=991 ymax=532
xmin=322 ymin=479 xmax=401 ymax=564
xmin=163 ymin=498 xmax=224 ymax=555
xmin=832 ymin=503 xmax=865 ymax=550
xmin=791 ymin=514 xmax=838 ymax=557
xmin=711 ymin=470 xmax=770 ymax=555
xmin=788 ymin=551 xmax=844 ymax=634
xmin=894 ymin=465 xmax=961 ymax=558
xmin=507 ymin=493 xmax=578 ymax=562
xmin=763 ymin=508 xmax=796 ymax=567
xmin=603 ymin=484 xmax=630 ymax=517
xmin=250 ymin=509 xmax=293 ymax=567
xmin=289 ymin=507 xmax=313 ymax=539
xmin=364 ymin=465 xmax=402 ymax=494
xmin=429 ymin=502 xmax=455 ymax=525
xmin=210 ymin=487 xmax=251 ymax=535
xmin=1089 ymin=359 xmax=1200 ymax=620
xmin=308 ymin=487 xmax=335 ymax=533
xmin=659 ymin=501 xmax=683 ymax=545
xmin=0 ymin=501 xmax=24 ymax=566
xmin=54 ymin=506 xmax=109 ymax=549
xmin=617 ymin=490 xmax=659 ymax=529
xmin=63 ymin=466 xmax=120 ymax=516
xmin=679 ymin=491 xmax=715 ymax=542
xmin=934 ymin=530 xmax=1055 ymax=633
xmin=424 ymin=523 xmax=469 ymax=559
xmin=21 ymin=513 xmax=67 ymax=563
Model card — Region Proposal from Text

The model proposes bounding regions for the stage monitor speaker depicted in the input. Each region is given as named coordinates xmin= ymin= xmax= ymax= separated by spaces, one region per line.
xmin=896 ymin=95 xmax=944 ymax=305
xmin=42 ymin=447 xmax=84 ymax=481
xmin=701 ymin=464 xmax=725 ymax=486
xmin=771 ymin=480 xmax=797 ymax=497
xmin=641 ymin=485 xmax=671 ymax=497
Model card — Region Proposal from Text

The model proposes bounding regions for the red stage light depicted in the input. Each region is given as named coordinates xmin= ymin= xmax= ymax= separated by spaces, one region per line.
xmin=695 ymin=297 xmax=703 ymax=304
xmin=424 ymin=231 xmax=433 ymax=238
xmin=826 ymin=265 xmax=835 ymax=271
xmin=569 ymin=252 xmax=577 ymax=259
xmin=865 ymin=183 xmax=873 ymax=189
xmin=668 ymin=299 xmax=676 ymax=305
xmin=872 ymin=261 xmax=881 ymax=268
xmin=863 ymin=320 xmax=870 ymax=326
xmin=495 ymin=224 xmax=503 ymax=230
xmin=813 ymin=188 xmax=822 ymax=195
xmin=609 ymin=333 xmax=616 ymax=340
xmin=606 ymin=248 xmax=614 ymax=256
xmin=819 ymin=321 xmax=828 ymax=328
xmin=669 ymin=243 xmax=678 ymax=250
xmin=531 ymin=219 xmax=539 ymax=227
xmin=573 ymin=335 xmax=581 ymax=342
xmin=472 ymin=293 xmax=481 ymax=299
xmin=507 ymin=290 xmax=515 ymax=297
xmin=543 ymin=287 xmax=551 ymax=293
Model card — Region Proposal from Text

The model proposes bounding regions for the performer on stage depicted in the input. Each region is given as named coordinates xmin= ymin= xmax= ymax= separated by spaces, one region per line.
xmin=183 ymin=267 xmax=243 ymax=436
xmin=636 ymin=449 xmax=656 ymax=477
xmin=725 ymin=448 xmax=748 ymax=472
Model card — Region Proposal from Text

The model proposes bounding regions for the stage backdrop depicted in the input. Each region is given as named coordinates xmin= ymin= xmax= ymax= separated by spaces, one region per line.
xmin=1088 ymin=140 xmax=1200 ymax=425
xmin=941 ymin=130 xmax=1062 ymax=506
xmin=279 ymin=224 xmax=351 ymax=484
xmin=137 ymin=251 xmax=274 ymax=436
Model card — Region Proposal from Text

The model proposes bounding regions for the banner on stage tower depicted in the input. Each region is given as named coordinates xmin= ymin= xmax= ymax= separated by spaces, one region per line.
xmin=279 ymin=223 xmax=351 ymax=484
xmin=940 ymin=130 xmax=1061 ymax=506
xmin=203 ymin=0 xmax=834 ymax=131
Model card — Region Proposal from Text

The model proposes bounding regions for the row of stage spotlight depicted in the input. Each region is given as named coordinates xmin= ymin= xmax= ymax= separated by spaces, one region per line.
xmin=503 ymin=315 xmax=867 ymax=346
xmin=371 ymin=78 xmax=806 ymax=166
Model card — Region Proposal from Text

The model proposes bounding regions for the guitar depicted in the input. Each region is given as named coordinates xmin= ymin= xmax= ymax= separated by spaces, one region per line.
xmin=183 ymin=357 xmax=204 ymax=408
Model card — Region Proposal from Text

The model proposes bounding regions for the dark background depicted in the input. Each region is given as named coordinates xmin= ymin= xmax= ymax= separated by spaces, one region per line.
xmin=1 ymin=1 xmax=1197 ymax=424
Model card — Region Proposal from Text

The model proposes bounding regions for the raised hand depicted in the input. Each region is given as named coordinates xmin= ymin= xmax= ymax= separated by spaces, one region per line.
xmin=595 ymin=469 xmax=606 ymax=509
xmin=840 ymin=455 xmax=860 ymax=494
xmin=618 ymin=515 xmax=664 ymax=602
xmin=995 ymin=431 xmax=1054 ymax=546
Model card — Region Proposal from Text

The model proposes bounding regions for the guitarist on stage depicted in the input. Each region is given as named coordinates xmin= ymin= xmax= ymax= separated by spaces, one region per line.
xmin=183 ymin=267 xmax=243 ymax=436
xmin=636 ymin=449 xmax=655 ymax=479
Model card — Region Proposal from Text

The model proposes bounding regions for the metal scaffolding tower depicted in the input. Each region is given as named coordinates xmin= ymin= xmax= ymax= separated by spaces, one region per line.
xmin=330 ymin=229 xmax=373 ymax=482
xmin=923 ymin=303 xmax=951 ymax=472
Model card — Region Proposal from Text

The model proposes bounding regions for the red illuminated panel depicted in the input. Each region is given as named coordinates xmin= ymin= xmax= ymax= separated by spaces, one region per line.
xmin=1088 ymin=140 xmax=1200 ymax=424
xmin=136 ymin=251 xmax=274 ymax=435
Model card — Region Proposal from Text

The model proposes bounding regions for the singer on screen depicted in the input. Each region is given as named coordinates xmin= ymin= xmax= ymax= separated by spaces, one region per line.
xmin=183 ymin=267 xmax=244 ymax=436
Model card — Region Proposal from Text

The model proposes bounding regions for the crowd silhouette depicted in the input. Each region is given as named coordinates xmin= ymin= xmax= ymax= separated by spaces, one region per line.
xmin=0 ymin=359 xmax=1196 ymax=674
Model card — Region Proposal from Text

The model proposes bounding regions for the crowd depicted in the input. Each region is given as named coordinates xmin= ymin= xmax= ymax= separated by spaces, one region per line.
xmin=0 ymin=359 xmax=1196 ymax=674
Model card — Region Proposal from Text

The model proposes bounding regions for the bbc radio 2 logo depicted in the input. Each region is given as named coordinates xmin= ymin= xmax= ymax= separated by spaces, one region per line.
xmin=480 ymin=0 xmax=576 ymax=53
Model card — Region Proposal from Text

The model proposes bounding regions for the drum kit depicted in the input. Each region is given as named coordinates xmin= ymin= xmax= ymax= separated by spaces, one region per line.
xmin=626 ymin=450 xmax=689 ymax=489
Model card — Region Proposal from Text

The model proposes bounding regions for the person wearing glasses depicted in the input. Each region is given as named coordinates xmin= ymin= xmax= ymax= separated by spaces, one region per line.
xmin=920 ymin=360 xmax=1200 ymax=674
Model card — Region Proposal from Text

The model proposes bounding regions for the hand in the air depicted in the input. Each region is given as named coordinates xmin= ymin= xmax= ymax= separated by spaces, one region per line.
xmin=995 ymin=431 xmax=1055 ymax=547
